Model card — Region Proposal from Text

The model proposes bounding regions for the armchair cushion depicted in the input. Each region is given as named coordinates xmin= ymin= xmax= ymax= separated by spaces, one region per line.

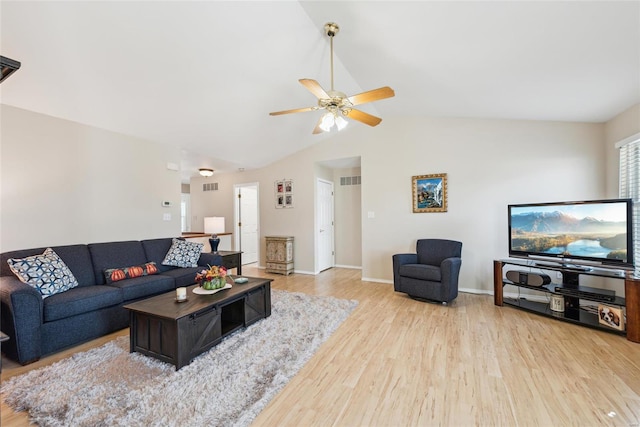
xmin=399 ymin=264 xmax=442 ymax=282
xmin=417 ymin=239 xmax=462 ymax=265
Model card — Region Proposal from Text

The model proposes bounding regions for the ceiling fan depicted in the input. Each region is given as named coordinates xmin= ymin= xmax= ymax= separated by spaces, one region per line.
xmin=269 ymin=22 xmax=395 ymax=134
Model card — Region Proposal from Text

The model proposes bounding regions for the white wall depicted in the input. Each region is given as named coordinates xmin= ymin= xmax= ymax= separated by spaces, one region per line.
xmin=190 ymin=116 xmax=606 ymax=292
xmin=0 ymin=105 xmax=182 ymax=251
xmin=604 ymin=103 xmax=640 ymax=197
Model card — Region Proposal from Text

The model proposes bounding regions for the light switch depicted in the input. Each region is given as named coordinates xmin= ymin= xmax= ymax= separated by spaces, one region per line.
xmin=163 ymin=213 xmax=171 ymax=221
xmin=367 ymin=211 xmax=375 ymax=219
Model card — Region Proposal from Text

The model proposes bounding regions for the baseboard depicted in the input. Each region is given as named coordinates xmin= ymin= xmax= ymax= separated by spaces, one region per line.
xmin=334 ymin=264 xmax=362 ymax=270
xmin=294 ymin=269 xmax=315 ymax=275
xmin=254 ymin=267 xmax=499 ymax=296
xmin=361 ymin=277 xmax=392 ymax=284
xmin=458 ymin=287 xmax=493 ymax=295
xmin=252 ymin=265 xmax=314 ymax=275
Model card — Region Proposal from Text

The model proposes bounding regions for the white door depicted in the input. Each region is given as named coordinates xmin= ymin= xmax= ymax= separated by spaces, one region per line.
xmin=317 ymin=179 xmax=334 ymax=272
xmin=234 ymin=183 xmax=259 ymax=265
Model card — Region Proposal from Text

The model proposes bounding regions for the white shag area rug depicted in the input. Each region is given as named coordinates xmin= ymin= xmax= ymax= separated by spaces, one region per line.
xmin=1 ymin=290 xmax=358 ymax=427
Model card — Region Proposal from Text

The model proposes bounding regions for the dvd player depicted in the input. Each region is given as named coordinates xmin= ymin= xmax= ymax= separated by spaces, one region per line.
xmin=553 ymin=285 xmax=616 ymax=302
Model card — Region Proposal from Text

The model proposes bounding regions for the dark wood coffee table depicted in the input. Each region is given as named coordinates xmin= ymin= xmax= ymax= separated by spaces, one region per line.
xmin=123 ymin=277 xmax=271 ymax=370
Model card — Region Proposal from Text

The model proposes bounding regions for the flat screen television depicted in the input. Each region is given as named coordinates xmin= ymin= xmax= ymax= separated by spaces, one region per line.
xmin=508 ymin=198 xmax=634 ymax=270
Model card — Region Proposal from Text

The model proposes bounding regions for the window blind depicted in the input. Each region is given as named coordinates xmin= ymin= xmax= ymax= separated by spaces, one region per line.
xmin=618 ymin=133 xmax=640 ymax=274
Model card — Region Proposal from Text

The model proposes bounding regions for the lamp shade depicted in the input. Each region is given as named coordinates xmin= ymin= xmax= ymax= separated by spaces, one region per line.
xmin=204 ymin=217 xmax=225 ymax=235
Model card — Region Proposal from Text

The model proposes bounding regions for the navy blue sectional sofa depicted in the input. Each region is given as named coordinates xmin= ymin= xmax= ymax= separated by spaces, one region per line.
xmin=0 ymin=238 xmax=222 ymax=365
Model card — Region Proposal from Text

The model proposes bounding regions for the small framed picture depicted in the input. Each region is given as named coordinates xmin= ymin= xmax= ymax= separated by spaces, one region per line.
xmin=598 ymin=304 xmax=625 ymax=331
xmin=275 ymin=179 xmax=293 ymax=208
xmin=412 ymin=173 xmax=447 ymax=213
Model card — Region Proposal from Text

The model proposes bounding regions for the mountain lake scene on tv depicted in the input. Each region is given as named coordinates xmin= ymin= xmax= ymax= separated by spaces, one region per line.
xmin=511 ymin=204 xmax=628 ymax=261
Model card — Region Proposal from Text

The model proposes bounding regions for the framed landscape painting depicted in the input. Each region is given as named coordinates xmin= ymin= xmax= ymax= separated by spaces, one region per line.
xmin=412 ymin=173 xmax=447 ymax=213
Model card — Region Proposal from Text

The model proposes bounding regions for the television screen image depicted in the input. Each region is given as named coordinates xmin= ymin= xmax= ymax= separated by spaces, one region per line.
xmin=508 ymin=199 xmax=634 ymax=269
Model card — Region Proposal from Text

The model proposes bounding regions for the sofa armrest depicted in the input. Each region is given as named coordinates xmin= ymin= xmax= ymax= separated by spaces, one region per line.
xmin=0 ymin=275 xmax=44 ymax=364
xmin=392 ymin=253 xmax=418 ymax=291
xmin=197 ymin=252 xmax=223 ymax=268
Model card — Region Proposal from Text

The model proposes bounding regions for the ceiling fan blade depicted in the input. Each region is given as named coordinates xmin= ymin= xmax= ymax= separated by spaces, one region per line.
xmin=299 ymin=79 xmax=330 ymax=99
xmin=269 ymin=106 xmax=316 ymax=116
xmin=346 ymin=109 xmax=383 ymax=127
xmin=348 ymin=86 xmax=395 ymax=106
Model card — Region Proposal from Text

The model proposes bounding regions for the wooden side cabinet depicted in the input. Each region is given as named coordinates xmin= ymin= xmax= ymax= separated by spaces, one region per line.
xmin=265 ymin=236 xmax=294 ymax=275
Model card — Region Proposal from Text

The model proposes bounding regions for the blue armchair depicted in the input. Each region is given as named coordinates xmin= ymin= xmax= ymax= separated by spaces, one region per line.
xmin=392 ymin=239 xmax=462 ymax=304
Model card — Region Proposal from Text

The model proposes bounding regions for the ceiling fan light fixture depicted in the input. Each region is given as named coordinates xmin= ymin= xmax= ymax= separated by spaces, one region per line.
xmin=199 ymin=168 xmax=214 ymax=177
xmin=335 ymin=115 xmax=348 ymax=131
xmin=319 ymin=112 xmax=335 ymax=132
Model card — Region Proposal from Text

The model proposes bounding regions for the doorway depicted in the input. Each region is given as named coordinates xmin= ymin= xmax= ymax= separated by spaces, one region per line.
xmin=316 ymin=178 xmax=335 ymax=272
xmin=233 ymin=183 xmax=259 ymax=265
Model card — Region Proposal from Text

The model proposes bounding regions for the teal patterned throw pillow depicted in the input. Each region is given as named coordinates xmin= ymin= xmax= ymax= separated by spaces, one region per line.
xmin=161 ymin=238 xmax=203 ymax=268
xmin=7 ymin=248 xmax=79 ymax=298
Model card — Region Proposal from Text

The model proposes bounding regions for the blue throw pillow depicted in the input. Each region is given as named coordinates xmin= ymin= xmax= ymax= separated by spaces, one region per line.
xmin=161 ymin=238 xmax=203 ymax=268
xmin=7 ymin=248 xmax=79 ymax=298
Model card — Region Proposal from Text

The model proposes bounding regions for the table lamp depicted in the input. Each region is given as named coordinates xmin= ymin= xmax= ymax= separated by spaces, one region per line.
xmin=204 ymin=217 xmax=225 ymax=253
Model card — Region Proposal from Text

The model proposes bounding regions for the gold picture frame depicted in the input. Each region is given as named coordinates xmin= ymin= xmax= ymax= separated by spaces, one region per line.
xmin=412 ymin=173 xmax=447 ymax=213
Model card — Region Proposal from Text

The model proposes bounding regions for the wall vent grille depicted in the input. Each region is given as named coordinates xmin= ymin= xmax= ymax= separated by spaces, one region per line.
xmin=203 ymin=182 xmax=219 ymax=192
xmin=340 ymin=176 xmax=361 ymax=186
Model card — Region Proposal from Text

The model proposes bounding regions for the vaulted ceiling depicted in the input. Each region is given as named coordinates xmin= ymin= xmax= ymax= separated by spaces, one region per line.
xmin=1 ymin=1 xmax=638 ymax=181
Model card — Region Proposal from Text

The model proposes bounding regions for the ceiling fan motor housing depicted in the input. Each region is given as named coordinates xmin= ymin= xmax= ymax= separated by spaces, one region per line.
xmin=324 ymin=22 xmax=339 ymax=37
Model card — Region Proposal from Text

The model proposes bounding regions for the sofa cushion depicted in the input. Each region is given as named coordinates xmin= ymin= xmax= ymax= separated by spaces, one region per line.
xmin=399 ymin=264 xmax=442 ymax=282
xmin=7 ymin=248 xmax=80 ymax=298
xmin=107 ymin=274 xmax=175 ymax=301
xmin=89 ymin=241 xmax=148 ymax=285
xmin=104 ymin=262 xmax=159 ymax=284
xmin=43 ymin=285 xmax=123 ymax=322
xmin=141 ymin=238 xmax=180 ymax=273
xmin=50 ymin=245 xmax=97 ymax=287
xmin=159 ymin=266 xmax=202 ymax=288
xmin=161 ymin=238 xmax=203 ymax=268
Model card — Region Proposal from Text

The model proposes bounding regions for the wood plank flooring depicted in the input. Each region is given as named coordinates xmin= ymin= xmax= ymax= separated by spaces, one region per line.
xmin=2 ymin=266 xmax=640 ymax=426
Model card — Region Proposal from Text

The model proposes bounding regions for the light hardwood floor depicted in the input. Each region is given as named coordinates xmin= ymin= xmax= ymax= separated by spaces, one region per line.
xmin=2 ymin=266 xmax=640 ymax=426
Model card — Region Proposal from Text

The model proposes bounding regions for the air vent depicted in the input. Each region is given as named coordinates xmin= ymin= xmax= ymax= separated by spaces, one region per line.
xmin=203 ymin=182 xmax=218 ymax=192
xmin=340 ymin=176 xmax=361 ymax=186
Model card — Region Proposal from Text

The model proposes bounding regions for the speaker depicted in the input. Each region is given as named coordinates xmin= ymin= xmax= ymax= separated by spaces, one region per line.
xmin=506 ymin=270 xmax=551 ymax=287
